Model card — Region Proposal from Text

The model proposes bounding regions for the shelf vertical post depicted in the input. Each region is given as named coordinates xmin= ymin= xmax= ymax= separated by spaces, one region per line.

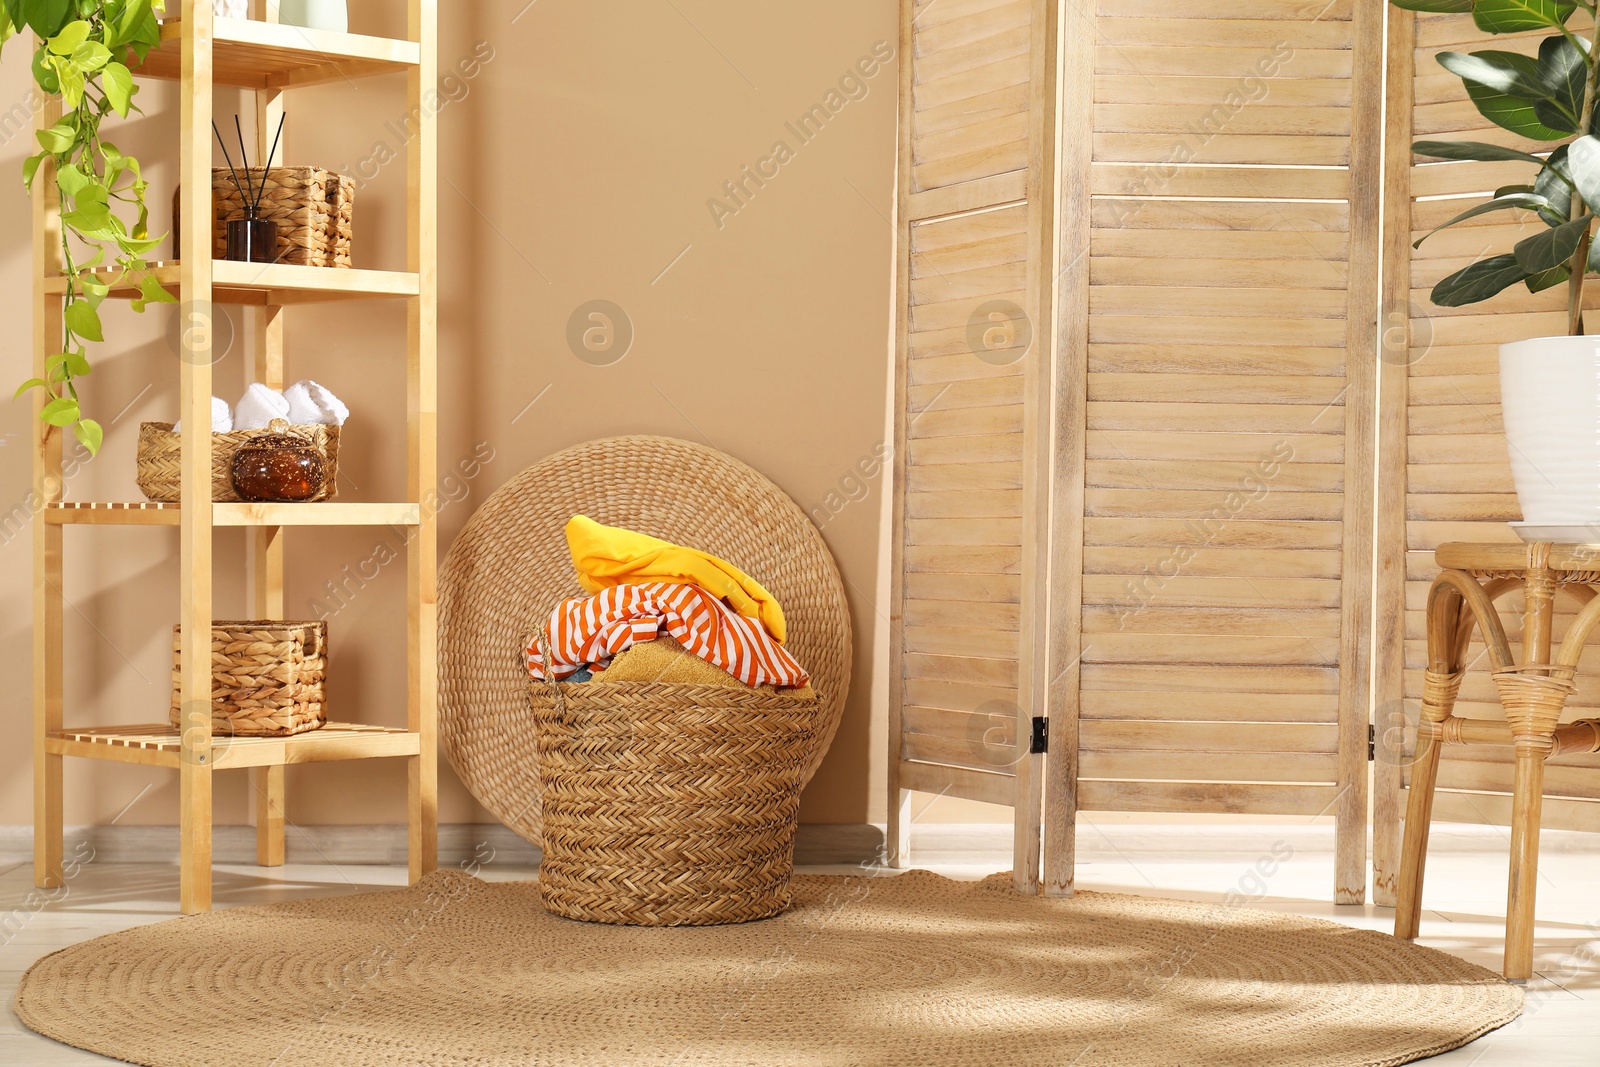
xmin=178 ymin=0 xmax=217 ymax=914
xmin=249 ymin=82 xmax=288 ymax=869
xmin=32 ymin=91 xmax=65 ymax=891
xmin=406 ymin=0 xmax=439 ymax=883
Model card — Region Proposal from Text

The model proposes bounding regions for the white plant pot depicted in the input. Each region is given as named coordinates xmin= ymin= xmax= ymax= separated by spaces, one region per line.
xmin=275 ymin=0 xmax=347 ymax=33
xmin=213 ymin=0 xmax=248 ymax=18
xmin=1500 ymin=334 xmax=1600 ymax=540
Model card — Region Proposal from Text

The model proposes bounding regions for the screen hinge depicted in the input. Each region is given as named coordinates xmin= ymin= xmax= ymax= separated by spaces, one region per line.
xmin=1031 ymin=716 xmax=1049 ymax=755
xmin=1368 ymin=723 xmax=1376 ymax=762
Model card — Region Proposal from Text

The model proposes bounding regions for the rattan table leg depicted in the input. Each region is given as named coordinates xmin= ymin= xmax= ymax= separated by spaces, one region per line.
xmin=1396 ymin=670 xmax=1460 ymax=940
xmin=1396 ymin=575 xmax=1466 ymax=942
xmin=1498 ymin=553 xmax=1565 ymax=982
xmin=1506 ymin=749 xmax=1548 ymax=981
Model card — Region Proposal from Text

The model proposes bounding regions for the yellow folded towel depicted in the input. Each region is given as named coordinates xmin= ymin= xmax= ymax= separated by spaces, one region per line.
xmin=565 ymin=515 xmax=788 ymax=644
xmin=603 ymin=637 xmax=815 ymax=698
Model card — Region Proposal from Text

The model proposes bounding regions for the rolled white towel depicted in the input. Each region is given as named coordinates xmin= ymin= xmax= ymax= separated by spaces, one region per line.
xmin=234 ymin=382 xmax=292 ymax=431
xmin=284 ymin=379 xmax=349 ymax=426
xmin=307 ymin=381 xmax=350 ymax=426
xmin=283 ymin=381 xmax=321 ymax=425
xmin=174 ymin=396 xmax=233 ymax=434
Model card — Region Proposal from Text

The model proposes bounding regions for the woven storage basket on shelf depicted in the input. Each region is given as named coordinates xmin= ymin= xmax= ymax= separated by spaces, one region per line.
xmin=173 ymin=166 xmax=354 ymax=267
xmin=530 ymin=676 xmax=825 ymax=927
xmin=169 ymin=620 xmax=327 ymax=736
xmin=438 ymin=436 xmax=852 ymax=853
xmin=135 ymin=421 xmax=339 ymax=503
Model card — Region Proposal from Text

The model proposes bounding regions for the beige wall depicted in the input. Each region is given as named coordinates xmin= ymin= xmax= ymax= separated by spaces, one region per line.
xmin=0 ymin=1 xmax=899 ymax=831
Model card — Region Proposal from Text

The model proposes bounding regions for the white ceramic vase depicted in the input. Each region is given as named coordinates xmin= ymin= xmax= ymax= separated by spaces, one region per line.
xmin=1499 ymin=334 xmax=1600 ymax=539
xmin=275 ymin=0 xmax=347 ymax=33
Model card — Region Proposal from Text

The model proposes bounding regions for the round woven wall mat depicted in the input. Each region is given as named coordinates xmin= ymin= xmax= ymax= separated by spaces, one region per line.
xmin=15 ymin=870 xmax=1520 ymax=1067
xmin=438 ymin=435 xmax=852 ymax=846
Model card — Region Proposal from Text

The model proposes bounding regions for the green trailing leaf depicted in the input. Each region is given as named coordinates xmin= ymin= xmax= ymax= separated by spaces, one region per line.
xmin=35 ymin=121 xmax=73 ymax=153
xmin=13 ymin=377 xmax=47 ymax=400
xmin=54 ymin=161 xmax=87 ymax=196
xmin=1432 ymin=254 xmax=1532 ymax=305
xmin=138 ymin=274 xmax=175 ymax=305
xmin=1414 ymin=192 xmax=1554 ymax=247
xmin=38 ymin=396 xmax=80 ymax=427
xmin=1473 ymin=0 xmax=1577 ymax=34
xmin=1515 ymin=213 xmax=1593 ymax=272
xmin=53 ymin=56 xmax=84 ymax=107
xmin=119 ymin=233 xmax=164 ymax=256
xmin=29 ymin=43 xmax=58 ymax=93
xmin=72 ymin=418 xmax=102 ymax=456
xmin=62 ymin=300 xmax=102 ymax=342
xmin=3 ymin=1 xmax=167 ymax=437
xmin=101 ymin=60 xmax=132 ymax=115
xmin=22 ymin=0 xmax=72 ymax=38
xmin=72 ymin=39 xmax=109 ymax=72
xmin=46 ymin=18 xmax=88 ymax=55
xmin=21 ymin=152 xmax=44 ymax=190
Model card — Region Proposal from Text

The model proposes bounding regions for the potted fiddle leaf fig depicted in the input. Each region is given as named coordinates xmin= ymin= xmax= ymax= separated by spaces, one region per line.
xmin=1396 ymin=0 xmax=1600 ymax=535
xmin=1 ymin=0 xmax=173 ymax=457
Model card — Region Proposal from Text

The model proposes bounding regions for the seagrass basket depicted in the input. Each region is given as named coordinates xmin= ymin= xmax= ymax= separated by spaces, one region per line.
xmin=174 ymin=166 xmax=354 ymax=267
xmin=135 ymin=421 xmax=340 ymax=503
xmin=170 ymin=620 xmax=327 ymax=736
xmin=530 ymin=676 xmax=824 ymax=926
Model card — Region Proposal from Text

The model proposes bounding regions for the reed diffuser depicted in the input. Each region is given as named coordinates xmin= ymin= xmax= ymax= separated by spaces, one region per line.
xmin=216 ymin=114 xmax=287 ymax=263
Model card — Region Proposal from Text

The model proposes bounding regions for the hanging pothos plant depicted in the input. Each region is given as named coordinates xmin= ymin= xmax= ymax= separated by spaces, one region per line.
xmin=1 ymin=0 xmax=174 ymax=456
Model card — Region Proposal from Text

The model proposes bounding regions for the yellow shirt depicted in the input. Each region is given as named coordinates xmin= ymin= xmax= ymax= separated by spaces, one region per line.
xmin=564 ymin=515 xmax=788 ymax=644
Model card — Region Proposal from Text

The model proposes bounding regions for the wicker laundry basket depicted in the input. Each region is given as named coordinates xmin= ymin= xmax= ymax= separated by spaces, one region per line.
xmin=170 ymin=620 xmax=327 ymax=736
xmin=174 ymin=166 xmax=354 ymax=267
xmin=530 ymin=674 xmax=824 ymax=926
xmin=437 ymin=436 xmax=853 ymax=854
xmin=136 ymin=421 xmax=340 ymax=503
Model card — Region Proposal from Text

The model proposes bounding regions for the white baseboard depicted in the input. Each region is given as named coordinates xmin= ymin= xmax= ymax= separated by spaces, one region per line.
xmin=3 ymin=821 xmax=1582 ymax=871
xmin=0 ymin=823 xmax=890 ymax=869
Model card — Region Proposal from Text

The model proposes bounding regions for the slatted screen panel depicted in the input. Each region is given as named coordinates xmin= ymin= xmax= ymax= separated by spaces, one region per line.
xmin=1376 ymin=9 xmax=1600 ymax=900
xmin=888 ymin=0 xmax=1054 ymax=883
xmin=1049 ymin=0 xmax=1380 ymax=902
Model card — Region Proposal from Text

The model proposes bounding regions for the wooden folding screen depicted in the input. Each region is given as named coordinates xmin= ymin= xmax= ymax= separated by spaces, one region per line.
xmin=1375 ymin=7 xmax=1600 ymax=906
xmin=1047 ymin=0 xmax=1382 ymax=903
xmin=890 ymin=0 xmax=1383 ymax=902
xmin=887 ymin=0 xmax=1059 ymax=890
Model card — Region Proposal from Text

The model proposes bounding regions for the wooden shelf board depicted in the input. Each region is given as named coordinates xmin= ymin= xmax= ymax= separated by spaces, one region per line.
xmin=133 ymin=17 xmax=419 ymax=90
xmin=44 ymin=261 xmax=420 ymax=306
xmin=47 ymin=502 xmax=421 ymax=527
xmin=49 ymin=722 xmax=421 ymax=770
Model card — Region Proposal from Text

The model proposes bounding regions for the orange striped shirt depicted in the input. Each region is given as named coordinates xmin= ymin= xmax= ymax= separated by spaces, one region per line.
xmin=526 ymin=582 xmax=810 ymax=689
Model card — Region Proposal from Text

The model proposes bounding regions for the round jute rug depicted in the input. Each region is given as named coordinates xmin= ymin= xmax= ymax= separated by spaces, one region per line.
xmin=14 ymin=869 xmax=1521 ymax=1067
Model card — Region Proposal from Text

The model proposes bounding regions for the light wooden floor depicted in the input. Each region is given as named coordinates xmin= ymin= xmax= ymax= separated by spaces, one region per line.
xmin=2 ymin=824 xmax=1595 ymax=1065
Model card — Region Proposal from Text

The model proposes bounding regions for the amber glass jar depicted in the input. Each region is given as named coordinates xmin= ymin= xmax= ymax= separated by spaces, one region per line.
xmin=229 ymin=419 xmax=328 ymax=502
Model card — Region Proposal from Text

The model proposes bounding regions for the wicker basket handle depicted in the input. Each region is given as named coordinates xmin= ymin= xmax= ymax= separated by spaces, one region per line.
xmin=523 ymin=610 xmax=571 ymax=728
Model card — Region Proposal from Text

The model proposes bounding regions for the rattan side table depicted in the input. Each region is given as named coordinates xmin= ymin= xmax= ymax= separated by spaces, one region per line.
xmin=1395 ymin=541 xmax=1600 ymax=980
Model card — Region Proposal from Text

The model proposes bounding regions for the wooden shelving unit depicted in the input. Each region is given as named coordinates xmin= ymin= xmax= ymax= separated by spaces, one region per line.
xmin=31 ymin=2 xmax=439 ymax=913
